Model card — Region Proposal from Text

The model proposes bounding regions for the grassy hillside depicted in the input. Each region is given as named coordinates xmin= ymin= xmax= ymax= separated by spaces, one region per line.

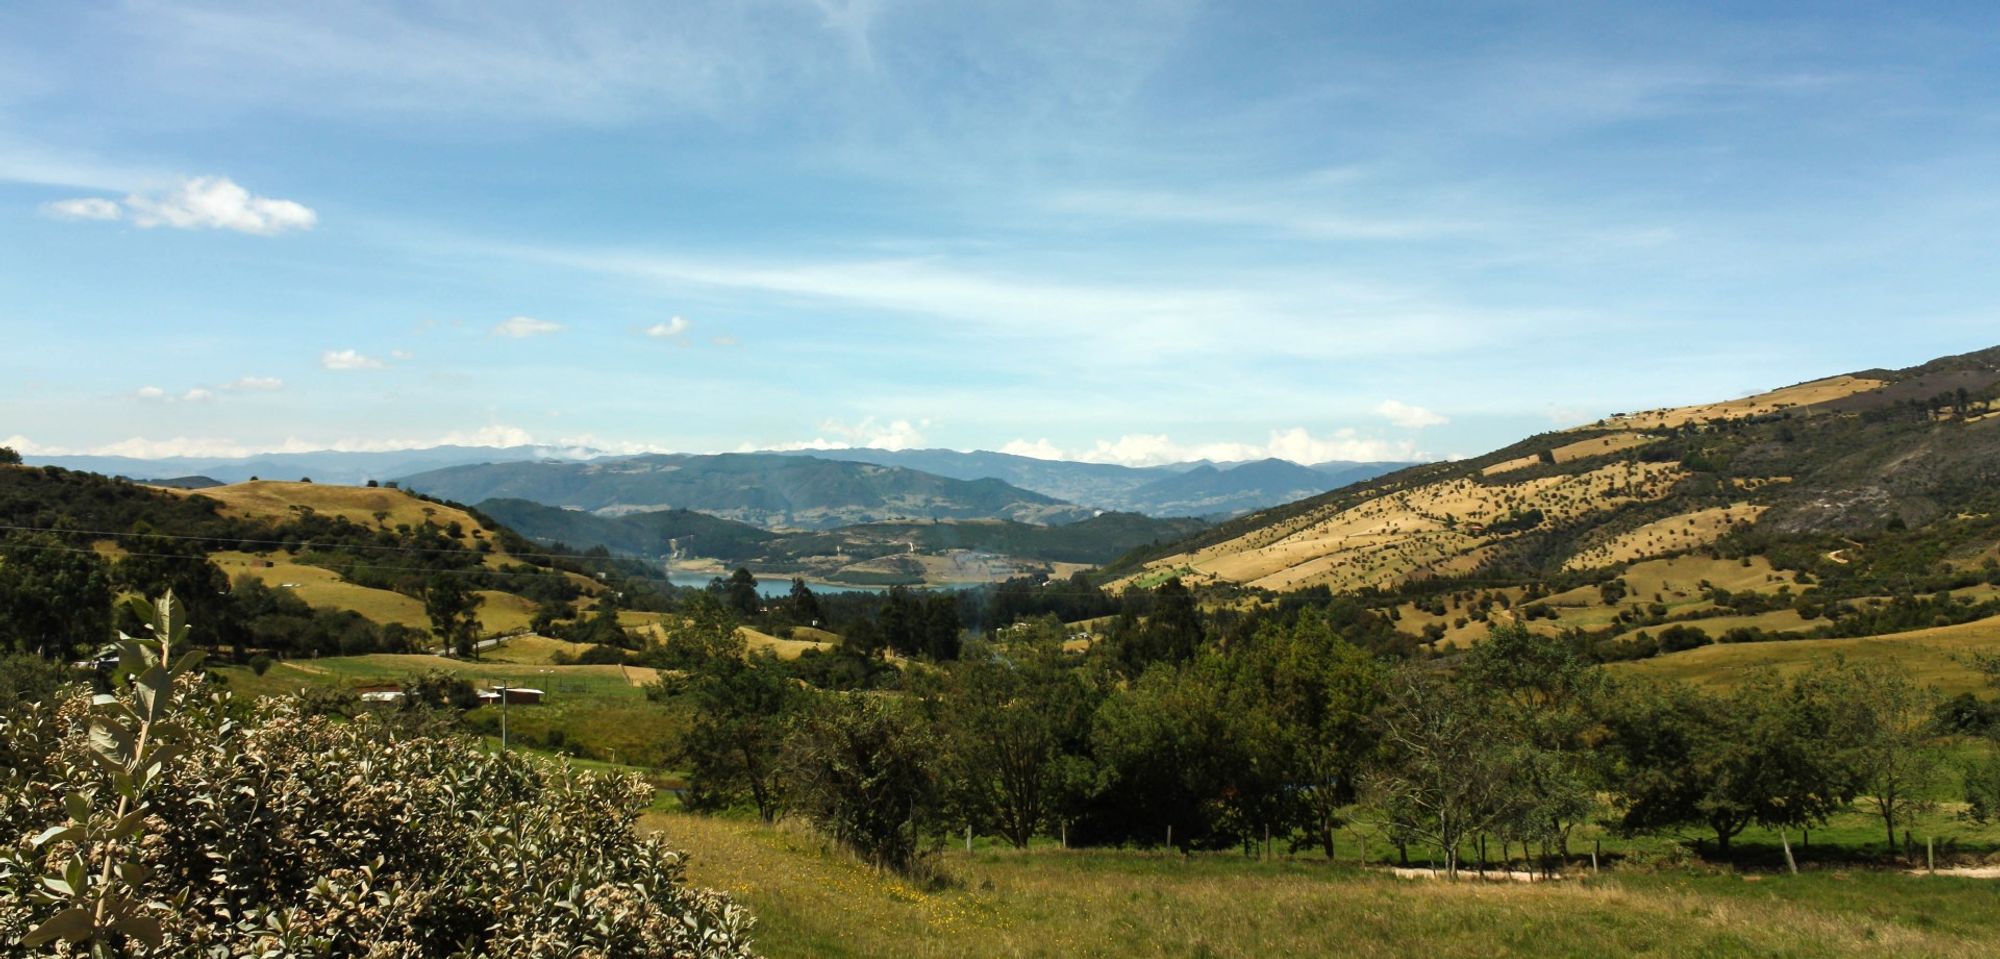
xmin=650 ymin=812 xmax=2000 ymax=959
xmin=1113 ymin=346 xmax=2000 ymax=593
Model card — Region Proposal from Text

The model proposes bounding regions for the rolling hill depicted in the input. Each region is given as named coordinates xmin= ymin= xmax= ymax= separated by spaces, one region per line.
xmin=396 ymin=453 xmax=1095 ymax=530
xmin=763 ymin=447 xmax=1417 ymax=516
xmin=478 ymin=496 xmax=1207 ymax=581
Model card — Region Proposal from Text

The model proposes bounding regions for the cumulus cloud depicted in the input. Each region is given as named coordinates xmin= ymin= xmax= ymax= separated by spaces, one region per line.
xmin=123 ymin=177 xmax=316 ymax=234
xmin=133 ymin=386 xmax=168 ymax=401
xmin=999 ymin=438 xmax=1066 ymax=460
xmin=224 ymin=376 xmax=284 ymax=391
xmin=1375 ymin=400 xmax=1448 ymax=429
xmin=321 ymin=349 xmax=386 ymax=370
xmin=42 ymin=197 xmax=121 ymax=221
xmin=49 ymin=177 xmax=316 ymax=235
xmin=492 ymin=315 xmax=564 ymax=338
xmin=645 ymin=316 xmax=691 ymax=338
xmin=749 ymin=417 xmax=928 ymax=453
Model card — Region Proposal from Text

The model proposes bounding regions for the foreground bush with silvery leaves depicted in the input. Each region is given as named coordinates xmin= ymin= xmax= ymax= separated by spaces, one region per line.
xmin=0 ymin=597 xmax=756 ymax=958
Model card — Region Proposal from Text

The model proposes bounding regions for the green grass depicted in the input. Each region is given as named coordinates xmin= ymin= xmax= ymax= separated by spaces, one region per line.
xmin=214 ymin=653 xmax=688 ymax=767
xmin=646 ymin=813 xmax=2000 ymax=959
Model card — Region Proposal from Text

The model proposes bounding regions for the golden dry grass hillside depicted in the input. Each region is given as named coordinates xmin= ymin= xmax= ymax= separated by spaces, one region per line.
xmin=1131 ymin=460 xmax=1686 ymax=593
xmin=1586 ymin=374 xmax=1884 ymax=431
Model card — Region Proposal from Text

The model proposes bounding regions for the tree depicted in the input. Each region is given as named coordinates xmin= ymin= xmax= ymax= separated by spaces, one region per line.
xmin=424 ymin=574 xmax=483 ymax=658
xmin=647 ymin=592 xmax=743 ymax=668
xmin=672 ymin=650 xmax=797 ymax=821
xmin=0 ymin=532 xmax=114 ymax=659
xmin=114 ymin=524 xmax=237 ymax=654
xmin=0 ymin=445 xmax=21 ymax=465
xmin=1821 ymin=662 xmax=1942 ymax=851
xmin=1365 ymin=666 xmax=1530 ymax=877
xmin=1112 ymin=577 xmax=1204 ymax=673
xmin=1460 ymin=624 xmax=1605 ymax=859
xmin=1605 ymin=670 xmax=1859 ymax=857
xmin=781 ymin=692 xmax=944 ymax=874
xmin=720 ymin=567 xmax=761 ymax=618
xmin=937 ymin=630 xmax=1100 ymax=849
xmin=787 ymin=577 xmax=824 ymax=626
xmin=1249 ymin=611 xmax=1385 ymax=859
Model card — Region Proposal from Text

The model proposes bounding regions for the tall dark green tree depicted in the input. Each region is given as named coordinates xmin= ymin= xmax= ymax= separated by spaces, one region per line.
xmin=424 ymin=574 xmax=484 ymax=658
xmin=672 ymin=649 xmax=798 ymax=822
xmin=114 ymin=524 xmax=236 ymax=654
xmin=937 ymin=628 xmax=1101 ymax=848
xmin=720 ymin=567 xmax=761 ymax=618
xmin=787 ymin=577 xmax=824 ymax=626
xmin=0 ymin=532 xmax=113 ymax=659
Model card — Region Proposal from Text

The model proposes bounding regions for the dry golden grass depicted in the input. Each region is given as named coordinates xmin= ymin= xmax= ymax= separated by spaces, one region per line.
xmin=212 ymin=549 xmax=431 ymax=627
xmin=1146 ymin=461 xmax=1686 ymax=593
xmin=169 ymin=480 xmax=487 ymax=544
xmin=482 ymin=634 xmax=596 ymax=665
xmin=1589 ymin=375 xmax=1883 ymax=431
xmin=1483 ymin=431 xmax=1659 ymax=476
xmin=1616 ymin=613 xmax=2000 ymax=696
xmin=1563 ymin=504 xmax=1768 ymax=571
xmin=740 ymin=626 xmax=835 ymax=660
xmin=623 ymin=618 xmax=833 ymax=661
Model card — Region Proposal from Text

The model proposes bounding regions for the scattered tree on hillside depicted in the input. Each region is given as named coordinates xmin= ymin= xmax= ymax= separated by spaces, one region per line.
xmin=424 ymin=573 xmax=484 ymax=658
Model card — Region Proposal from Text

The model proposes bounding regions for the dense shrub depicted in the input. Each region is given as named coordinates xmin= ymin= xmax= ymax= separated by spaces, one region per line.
xmin=0 ymin=686 xmax=756 ymax=957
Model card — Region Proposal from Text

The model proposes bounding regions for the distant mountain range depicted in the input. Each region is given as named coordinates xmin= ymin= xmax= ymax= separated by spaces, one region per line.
xmin=761 ymin=447 xmax=1418 ymax=517
xmin=20 ymin=444 xmax=1423 ymax=523
xmin=478 ymin=497 xmax=1207 ymax=572
xmin=396 ymin=453 xmax=1096 ymax=530
xmin=22 ymin=444 xmax=597 ymax=487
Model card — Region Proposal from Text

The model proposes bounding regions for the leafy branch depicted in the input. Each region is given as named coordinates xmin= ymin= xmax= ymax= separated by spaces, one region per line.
xmin=23 ymin=592 xmax=202 ymax=955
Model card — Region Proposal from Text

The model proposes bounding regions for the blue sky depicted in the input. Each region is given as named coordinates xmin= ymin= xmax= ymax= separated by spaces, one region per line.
xmin=4 ymin=1 xmax=1999 ymax=466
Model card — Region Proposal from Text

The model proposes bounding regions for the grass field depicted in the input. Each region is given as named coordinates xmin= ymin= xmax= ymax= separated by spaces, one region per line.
xmin=646 ymin=812 xmax=2000 ymax=959
xmin=1591 ymin=375 xmax=1885 ymax=431
xmin=1614 ymin=614 xmax=2000 ymax=696
xmin=214 ymin=549 xmax=432 ymax=627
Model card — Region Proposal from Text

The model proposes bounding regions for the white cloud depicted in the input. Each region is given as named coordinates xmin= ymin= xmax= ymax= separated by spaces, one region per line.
xmin=118 ymin=176 xmax=316 ymax=234
xmin=999 ymin=438 xmax=1066 ymax=460
xmin=321 ymin=349 xmax=386 ymax=370
xmin=0 ymin=426 xmax=662 ymax=460
xmin=492 ymin=315 xmax=564 ymax=338
xmin=645 ymin=316 xmax=691 ymax=338
xmin=224 ymin=376 xmax=284 ymax=391
xmin=750 ymin=417 xmax=928 ymax=452
xmin=42 ymin=197 xmax=121 ymax=221
xmin=1375 ymin=400 xmax=1448 ymax=429
xmin=133 ymin=386 xmax=168 ymax=401
xmin=180 ymin=388 xmax=214 ymax=403
xmin=1050 ymin=428 xmax=1427 ymax=467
